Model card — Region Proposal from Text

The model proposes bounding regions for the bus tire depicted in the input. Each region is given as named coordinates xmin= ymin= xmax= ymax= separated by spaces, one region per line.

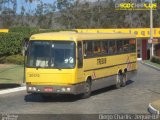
xmin=41 ymin=94 xmax=52 ymax=100
xmin=81 ymin=79 xmax=91 ymax=99
xmin=116 ymin=74 xmax=122 ymax=89
xmin=122 ymin=72 xmax=127 ymax=87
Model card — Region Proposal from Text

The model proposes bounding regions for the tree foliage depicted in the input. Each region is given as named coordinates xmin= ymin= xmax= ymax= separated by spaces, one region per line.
xmin=0 ymin=0 xmax=160 ymax=29
xmin=55 ymin=0 xmax=160 ymax=28
xmin=0 ymin=32 xmax=24 ymax=56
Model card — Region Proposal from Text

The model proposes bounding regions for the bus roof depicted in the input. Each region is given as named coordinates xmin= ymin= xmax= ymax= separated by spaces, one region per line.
xmin=30 ymin=31 xmax=136 ymax=41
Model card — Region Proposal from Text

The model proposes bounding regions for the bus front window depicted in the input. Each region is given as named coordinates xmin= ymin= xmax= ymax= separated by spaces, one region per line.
xmin=51 ymin=42 xmax=75 ymax=68
xmin=27 ymin=41 xmax=75 ymax=69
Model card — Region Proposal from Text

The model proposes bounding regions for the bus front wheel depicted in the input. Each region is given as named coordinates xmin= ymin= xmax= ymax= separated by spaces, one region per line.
xmin=81 ymin=80 xmax=91 ymax=99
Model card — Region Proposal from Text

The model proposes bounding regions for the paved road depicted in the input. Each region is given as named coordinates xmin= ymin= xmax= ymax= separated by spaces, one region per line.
xmin=0 ymin=63 xmax=160 ymax=114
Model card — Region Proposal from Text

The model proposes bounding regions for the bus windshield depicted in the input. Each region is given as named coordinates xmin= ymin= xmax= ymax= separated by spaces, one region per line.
xmin=27 ymin=41 xmax=75 ymax=69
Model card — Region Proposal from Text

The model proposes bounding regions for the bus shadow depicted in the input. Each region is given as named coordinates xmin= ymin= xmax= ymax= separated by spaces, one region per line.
xmin=24 ymin=94 xmax=81 ymax=102
xmin=24 ymin=80 xmax=134 ymax=102
xmin=91 ymin=80 xmax=134 ymax=96
xmin=126 ymin=79 xmax=134 ymax=85
xmin=92 ymin=85 xmax=116 ymax=96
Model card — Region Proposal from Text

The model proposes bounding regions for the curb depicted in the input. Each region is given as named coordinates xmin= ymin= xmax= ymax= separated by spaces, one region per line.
xmin=141 ymin=61 xmax=160 ymax=71
xmin=148 ymin=103 xmax=160 ymax=115
xmin=0 ymin=86 xmax=26 ymax=95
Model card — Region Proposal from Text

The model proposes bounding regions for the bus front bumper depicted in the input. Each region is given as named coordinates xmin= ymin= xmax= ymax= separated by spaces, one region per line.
xmin=26 ymin=83 xmax=86 ymax=95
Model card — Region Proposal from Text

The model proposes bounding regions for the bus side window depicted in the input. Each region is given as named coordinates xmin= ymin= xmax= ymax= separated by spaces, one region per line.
xmin=123 ymin=40 xmax=129 ymax=52
xmin=101 ymin=41 xmax=108 ymax=54
xmin=130 ymin=39 xmax=136 ymax=52
xmin=93 ymin=41 xmax=101 ymax=54
xmin=84 ymin=41 xmax=93 ymax=57
xmin=78 ymin=41 xmax=83 ymax=68
xmin=117 ymin=40 xmax=123 ymax=53
xmin=83 ymin=42 xmax=86 ymax=57
xmin=108 ymin=41 xmax=116 ymax=54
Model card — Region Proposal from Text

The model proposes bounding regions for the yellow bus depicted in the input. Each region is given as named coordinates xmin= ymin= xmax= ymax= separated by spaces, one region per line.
xmin=25 ymin=31 xmax=137 ymax=98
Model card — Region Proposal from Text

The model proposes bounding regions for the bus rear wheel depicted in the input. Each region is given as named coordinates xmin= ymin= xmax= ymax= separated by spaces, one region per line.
xmin=81 ymin=80 xmax=91 ymax=99
xmin=121 ymin=72 xmax=127 ymax=87
xmin=116 ymin=74 xmax=123 ymax=89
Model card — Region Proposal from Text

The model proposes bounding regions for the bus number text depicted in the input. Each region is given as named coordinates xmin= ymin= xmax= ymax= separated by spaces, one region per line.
xmin=97 ymin=58 xmax=107 ymax=65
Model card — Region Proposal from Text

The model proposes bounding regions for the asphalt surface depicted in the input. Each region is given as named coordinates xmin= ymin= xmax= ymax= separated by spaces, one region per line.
xmin=0 ymin=63 xmax=160 ymax=114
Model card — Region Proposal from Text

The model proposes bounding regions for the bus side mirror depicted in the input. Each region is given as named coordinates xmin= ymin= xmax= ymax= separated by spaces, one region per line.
xmin=22 ymin=44 xmax=28 ymax=56
xmin=23 ymin=38 xmax=29 ymax=56
xmin=25 ymin=49 xmax=28 ymax=56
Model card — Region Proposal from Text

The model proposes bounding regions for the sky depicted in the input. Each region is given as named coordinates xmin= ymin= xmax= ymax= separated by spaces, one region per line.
xmin=16 ymin=0 xmax=55 ymax=14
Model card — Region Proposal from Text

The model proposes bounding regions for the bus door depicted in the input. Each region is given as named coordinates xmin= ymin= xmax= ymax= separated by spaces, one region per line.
xmin=77 ymin=41 xmax=84 ymax=82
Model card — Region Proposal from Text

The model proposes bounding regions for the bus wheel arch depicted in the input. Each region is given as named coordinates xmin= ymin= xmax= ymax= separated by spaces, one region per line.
xmin=115 ymin=69 xmax=123 ymax=89
xmin=81 ymin=76 xmax=92 ymax=99
xmin=84 ymin=76 xmax=92 ymax=85
xmin=87 ymin=76 xmax=92 ymax=84
xmin=122 ymin=68 xmax=128 ymax=87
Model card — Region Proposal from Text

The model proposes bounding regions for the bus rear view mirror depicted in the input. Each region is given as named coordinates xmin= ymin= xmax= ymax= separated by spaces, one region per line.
xmin=23 ymin=38 xmax=29 ymax=56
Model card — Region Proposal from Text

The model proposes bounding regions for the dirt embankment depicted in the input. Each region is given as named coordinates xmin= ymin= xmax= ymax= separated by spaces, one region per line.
xmin=0 ymin=64 xmax=15 ymax=69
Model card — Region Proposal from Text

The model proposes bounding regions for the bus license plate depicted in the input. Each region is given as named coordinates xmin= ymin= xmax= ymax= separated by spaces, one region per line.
xmin=44 ymin=88 xmax=53 ymax=92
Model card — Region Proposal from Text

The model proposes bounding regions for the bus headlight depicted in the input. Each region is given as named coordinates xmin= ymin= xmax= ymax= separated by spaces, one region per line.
xmin=32 ymin=87 xmax=36 ymax=91
xmin=67 ymin=88 xmax=71 ymax=92
xmin=61 ymin=88 xmax=66 ymax=92
xmin=28 ymin=87 xmax=32 ymax=90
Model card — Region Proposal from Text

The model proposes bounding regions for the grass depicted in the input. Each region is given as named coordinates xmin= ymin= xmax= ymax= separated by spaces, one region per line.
xmin=144 ymin=60 xmax=160 ymax=68
xmin=0 ymin=64 xmax=24 ymax=84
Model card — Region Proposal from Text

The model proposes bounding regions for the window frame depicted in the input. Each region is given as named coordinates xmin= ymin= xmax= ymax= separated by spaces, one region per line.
xmin=77 ymin=41 xmax=83 ymax=68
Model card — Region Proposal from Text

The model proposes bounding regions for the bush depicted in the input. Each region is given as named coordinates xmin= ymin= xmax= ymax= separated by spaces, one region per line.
xmin=9 ymin=27 xmax=68 ymax=37
xmin=0 ymin=56 xmax=6 ymax=64
xmin=0 ymin=54 xmax=24 ymax=65
xmin=9 ymin=27 xmax=39 ymax=38
xmin=9 ymin=27 xmax=72 ymax=37
xmin=0 ymin=32 xmax=24 ymax=56
xmin=150 ymin=56 xmax=160 ymax=64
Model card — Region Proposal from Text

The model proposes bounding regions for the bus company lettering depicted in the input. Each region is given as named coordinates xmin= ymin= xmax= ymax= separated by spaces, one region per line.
xmin=129 ymin=29 xmax=160 ymax=37
xmin=97 ymin=58 xmax=107 ymax=65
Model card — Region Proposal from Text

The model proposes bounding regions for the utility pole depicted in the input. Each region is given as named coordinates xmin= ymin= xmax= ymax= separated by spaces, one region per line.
xmin=0 ymin=11 xmax=2 ymax=28
xmin=150 ymin=0 xmax=154 ymax=56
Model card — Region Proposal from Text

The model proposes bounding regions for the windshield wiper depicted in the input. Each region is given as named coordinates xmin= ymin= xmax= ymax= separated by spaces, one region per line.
xmin=54 ymin=63 xmax=62 ymax=70
xmin=35 ymin=66 xmax=45 ymax=70
xmin=54 ymin=66 xmax=61 ymax=70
